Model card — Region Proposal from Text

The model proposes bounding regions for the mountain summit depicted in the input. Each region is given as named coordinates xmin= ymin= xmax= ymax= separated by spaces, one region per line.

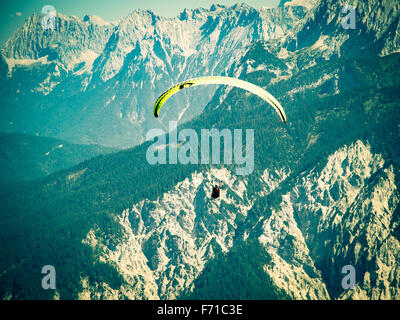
xmin=0 ymin=3 xmax=312 ymax=147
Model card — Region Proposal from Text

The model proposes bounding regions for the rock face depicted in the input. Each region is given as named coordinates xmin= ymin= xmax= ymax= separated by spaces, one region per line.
xmin=74 ymin=1 xmax=400 ymax=300
xmin=230 ymin=0 xmax=400 ymax=81
xmin=0 ymin=3 xmax=311 ymax=148
xmin=1 ymin=0 xmax=399 ymax=301
xmin=255 ymin=141 xmax=399 ymax=299
xmin=2 ymin=13 xmax=114 ymax=72
xmin=282 ymin=0 xmax=400 ymax=66
xmin=81 ymin=141 xmax=399 ymax=300
xmin=83 ymin=169 xmax=257 ymax=299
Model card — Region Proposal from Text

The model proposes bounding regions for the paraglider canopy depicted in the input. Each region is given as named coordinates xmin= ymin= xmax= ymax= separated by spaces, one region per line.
xmin=153 ymin=76 xmax=286 ymax=123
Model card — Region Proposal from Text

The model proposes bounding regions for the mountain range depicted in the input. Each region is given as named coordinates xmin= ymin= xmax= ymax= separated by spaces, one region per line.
xmin=0 ymin=0 xmax=399 ymax=300
xmin=0 ymin=1 xmax=312 ymax=147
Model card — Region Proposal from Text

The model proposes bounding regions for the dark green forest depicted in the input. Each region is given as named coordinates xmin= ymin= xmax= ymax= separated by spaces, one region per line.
xmin=180 ymin=240 xmax=290 ymax=299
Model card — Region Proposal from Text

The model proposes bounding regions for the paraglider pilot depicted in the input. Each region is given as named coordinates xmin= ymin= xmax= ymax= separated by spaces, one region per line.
xmin=211 ymin=181 xmax=223 ymax=199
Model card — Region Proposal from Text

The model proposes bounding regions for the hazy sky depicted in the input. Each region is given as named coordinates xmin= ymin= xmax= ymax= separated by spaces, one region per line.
xmin=0 ymin=0 xmax=280 ymax=46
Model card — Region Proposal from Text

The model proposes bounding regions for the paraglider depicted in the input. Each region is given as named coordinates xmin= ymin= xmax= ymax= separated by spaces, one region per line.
xmin=152 ymin=76 xmax=286 ymax=199
xmin=153 ymin=76 xmax=286 ymax=123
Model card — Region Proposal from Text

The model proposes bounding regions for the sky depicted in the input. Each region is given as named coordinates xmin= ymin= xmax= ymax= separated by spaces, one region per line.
xmin=0 ymin=0 xmax=280 ymax=46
